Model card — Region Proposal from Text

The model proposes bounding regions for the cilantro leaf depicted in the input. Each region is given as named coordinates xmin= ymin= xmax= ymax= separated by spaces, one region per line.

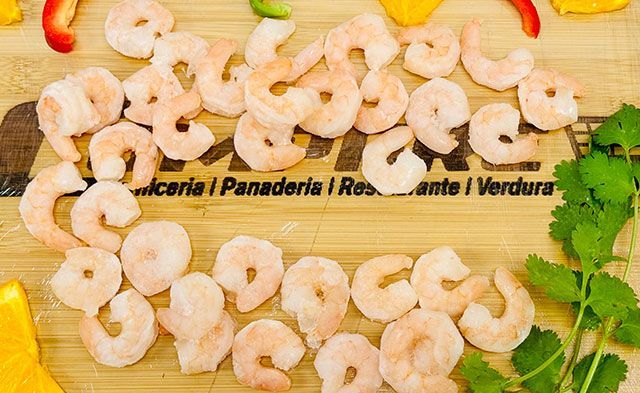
xmin=572 ymin=353 xmax=628 ymax=393
xmin=554 ymin=160 xmax=593 ymax=204
xmin=572 ymin=221 xmax=603 ymax=277
xmin=460 ymin=352 xmax=507 ymax=393
xmin=511 ymin=326 xmax=564 ymax=393
xmin=595 ymin=203 xmax=632 ymax=262
xmin=593 ymin=103 xmax=640 ymax=153
xmin=550 ymin=203 xmax=597 ymax=257
xmin=525 ymin=254 xmax=581 ymax=303
xmin=579 ymin=152 xmax=635 ymax=204
xmin=587 ymin=272 xmax=637 ymax=320
xmin=572 ymin=302 xmax=603 ymax=330
xmin=614 ymin=307 xmax=640 ymax=348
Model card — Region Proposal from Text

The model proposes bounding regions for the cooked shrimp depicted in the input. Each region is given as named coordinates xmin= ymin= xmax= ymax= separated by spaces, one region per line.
xmin=286 ymin=36 xmax=325 ymax=83
xmin=232 ymin=319 xmax=305 ymax=392
xmin=51 ymin=247 xmax=122 ymax=317
xmin=152 ymin=91 xmax=215 ymax=161
xmin=410 ymin=246 xmax=489 ymax=317
xmin=122 ymin=64 xmax=185 ymax=126
xmin=324 ymin=13 xmax=400 ymax=77
xmin=518 ymin=68 xmax=585 ymax=130
xmin=314 ymin=333 xmax=382 ymax=393
xmin=405 ymin=78 xmax=470 ymax=155
xmin=460 ymin=19 xmax=534 ymax=91
xmin=79 ymin=288 xmax=158 ymax=368
xmin=379 ymin=309 xmax=462 ymax=393
xmin=244 ymin=57 xmax=321 ymax=131
xmin=120 ymin=221 xmax=192 ymax=296
xmin=213 ymin=236 xmax=284 ymax=313
xmin=396 ymin=23 xmax=460 ymax=79
xmin=354 ymin=70 xmax=409 ymax=134
xmin=361 ymin=126 xmax=427 ymax=196
xmin=70 ymin=181 xmax=141 ymax=254
xmin=150 ymin=31 xmax=210 ymax=77
xmin=281 ymin=256 xmax=350 ymax=349
xmin=105 ymin=0 xmax=175 ymax=59
xmin=351 ymin=254 xmax=418 ymax=323
xmin=296 ymin=70 xmax=362 ymax=139
xmin=19 ymin=161 xmax=87 ymax=252
xmin=234 ymin=113 xmax=305 ymax=172
xmin=36 ymin=79 xmax=100 ymax=162
xmin=457 ymin=267 xmax=535 ymax=353
xmin=174 ymin=311 xmax=236 ymax=375
xmin=468 ymin=103 xmax=538 ymax=165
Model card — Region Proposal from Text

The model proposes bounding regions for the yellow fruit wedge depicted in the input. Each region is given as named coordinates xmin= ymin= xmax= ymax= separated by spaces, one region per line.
xmin=379 ymin=0 xmax=444 ymax=26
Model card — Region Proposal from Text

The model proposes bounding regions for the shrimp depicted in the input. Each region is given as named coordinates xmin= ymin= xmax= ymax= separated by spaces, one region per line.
xmin=281 ymin=256 xmax=350 ymax=349
xmin=468 ymin=103 xmax=539 ymax=165
xmin=296 ymin=70 xmax=362 ymax=139
xmin=244 ymin=57 xmax=321 ymax=131
xmin=50 ymin=247 xmax=122 ymax=317
xmin=213 ymin=236 xmax=284 ymax=313
xmin=79 ymin=288 xmax=158 ymax=368
xmin=70 ymin=181 xmax=141 ymax=254
xmin=174 ymin=311 xmax=236 ymax=375
xmin=460 ymin=19 xmax=534 ymax=91
xmin=351 ymin=254 xmax=418 ymax=323
xmin=89 ymin=122 xmax=158 ymax=190
xmin=120 ymin=221 xmax=192 ymax=296
xmin=518 ymin=68 xmax=585 ymax=130
xmin=152 ymin=91 xmax=215 ymax=161
xmin=361 ymin=126 xmax=427 ymax=196
xmin=18 ymin=161 xmax=87 ymax=252
xmin=410 ymin=246 xmax=489 ymax=317
xmin=36 ymin=79 xmax=100 ymax=162
xmin=150 ymin=31 xmax=210 ymax=77
xmin=104 ymin=0 xmax=175 ymax=59
xmin=234 ymin=113 xmax=305 ymax=172
xmin=396 ymin=23 xmax=460 ymax=79
xmin=379 ymin=309 xmax=462 ymax=393
xmin=354 ymin=70 xmax=409 ymax=135
xmin=156 ymin=272 xmax=225 ymax=340
xmin=314 ymin=333 xmax=382 ymax=393
xmin=324 ymin=13 xmax=400 ymax=77
xmin=457 ymin=267 xmax=535 ymax=353
xmin=405 ymin=78 xmax=471 ymax=155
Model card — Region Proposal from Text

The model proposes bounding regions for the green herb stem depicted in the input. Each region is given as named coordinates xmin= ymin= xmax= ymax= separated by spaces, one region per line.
xmin=559 ymin=328 xmax=584 ymax=390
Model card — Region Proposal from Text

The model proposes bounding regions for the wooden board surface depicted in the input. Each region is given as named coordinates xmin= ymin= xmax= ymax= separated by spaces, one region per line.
xmin=1 ymin=0 xmax=640 ymax=391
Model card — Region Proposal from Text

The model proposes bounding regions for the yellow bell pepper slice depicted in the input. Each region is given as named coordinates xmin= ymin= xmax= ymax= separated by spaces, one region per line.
xmin=551 ymin=0 xmax=630 ymax=14
xmin=0 ymin=0 xmax=22 ymax=25
xmin=379 ymin=0 xmax=444 ymax=26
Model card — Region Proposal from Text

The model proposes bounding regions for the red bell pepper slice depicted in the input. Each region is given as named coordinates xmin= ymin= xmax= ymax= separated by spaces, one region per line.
xmin=510 ymin=0 xmax=541 ymax=38
xmin=42 ymin=0 xmax=79 ymax=53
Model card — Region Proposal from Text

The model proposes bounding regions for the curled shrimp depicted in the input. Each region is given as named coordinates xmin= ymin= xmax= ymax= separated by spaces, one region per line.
xmin=405 ymin=78 xmax=471 ymax=155
xmin=150 ymin=31 xmax=210 ymax=77
xmin=51 ymin=247 xmax=122 ymax=317
xmin=361 ymin=126 xmax=427 ymax=196
xmin=351 ymin=254 xmax=418 ymax=323
xmin=460 ymin=19 xmax=534 ymax=91
xmin=232 ymin=319 xmax=305 ymax=392
xmin=410 ymin=246 xmax=489 ymax=317
xmin=281 ymin=256 xmax=350 ymax=349
xmin=19 ymin=161 xmax=87 ymax=252
xmin=518 ymin=68 xmax=585 ymax=130
xmin=468 ymin=103 xmax=538 ymax=165
xmin=70 ymin=181 xmax=141 ymax=254
xmin=396 ymin=23 xmax=460 ymax=79
xmin=79 ymin=288 xmax=158 ymax=368
xmin=105 ymin=0 xmax=175 ymax=59
xmin=457 ymin=267 xmax=535 ymax=353
xmin=354 ymin=70 xmax=409 ymax=135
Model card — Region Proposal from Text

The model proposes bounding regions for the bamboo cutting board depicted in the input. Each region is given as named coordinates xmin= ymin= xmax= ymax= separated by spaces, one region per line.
xmin=1 ymin=0 xmax=639 ymax=391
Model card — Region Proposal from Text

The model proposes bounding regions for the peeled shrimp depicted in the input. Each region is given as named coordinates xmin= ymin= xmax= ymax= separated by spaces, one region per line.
xmin=379 ymin=309 xmax=462 ymax=393
xmin=314 ymin=333 xmax=382 ymax=393
xmin=213 ymin=236 xmax=284 ymax=313
xmin=150 ymin=31 xmax=210 ymax=77
xmin=405 ymin=78 xmax=470 ymax=155
xmin=70 ymin=181 xmax=141 ymax=254
xmin=354 ymin=70 xmax=409 ymax=135
xmin=120 ymin=221 xmax=191 ymax=296
xmin=105 ymin=0 xmax=175 ymax=59
xmin=19 ymin=161 xmax=87 ymax=252
xmin=351 ymin=254 xmax=418 ymax=323
xmin=296 ymin=70 xmax=362 ymax=139
xmin=156 ymin=272 xmax=225 ymax=340
xmin=518 ymin=68 xmax=585 ymax=130
xmin=410 ymin=246 xmax=489 ymax=317
xmin=460 ymin=19 xmax=534 ymax=91
xmin=361 ymin=126 xmax=427 ymax=196
xmin=79 ymin=288 xmax=158 ymax=368
xmin=152 ymin=91 xmax=215 ymax=161
xmin=468 ymin=103 xmax=539 ymax=165
xmin=396 ymin=23 xmax=460 ymax=79
xmin=457 ymin=267 xmax=535 ymax=353
xmin=232 ymin=319 xmax=305 ymax=392
xmin=281 ymin=256 xmax=350 ymax=349
xmin=51 ymin=247 xmax=122 ymax=317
